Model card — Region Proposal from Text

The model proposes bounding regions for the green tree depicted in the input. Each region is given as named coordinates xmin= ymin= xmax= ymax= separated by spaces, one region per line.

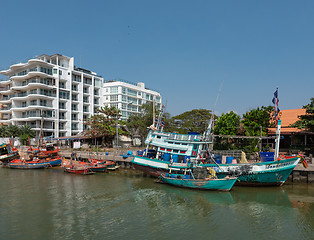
xmin=126 ymin=103 xmax=158 ymax=145
xmin=213 ymin=111 xmax=241 ymax=135
xmin=7 ymin=125 xmax=21 ymax=138
xmin=0 ymin=125 xmax=10 ymax=137
xmin=290 ymin=98 xmax=314 ymax=132
xmin=19 ymin=125 xmax=36 ymax=145
xmin=84 ymin=106 xmax=127 ymax=147
xmin=241 ymin=106 xmax=274 ymax=136
xmin=212 ymin=111 xmax=241 ymax=150
xmin=169 ymin=109 xmax=214 ymax=134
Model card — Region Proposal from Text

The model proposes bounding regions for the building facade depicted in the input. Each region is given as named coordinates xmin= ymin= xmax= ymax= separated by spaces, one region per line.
xmin=103 ymin=80 xmax=162 ymax=120
xmin=0 ymin=54 xmax=103 ymax=138
xmin=0 ymin=54 xmax=162 ymax=137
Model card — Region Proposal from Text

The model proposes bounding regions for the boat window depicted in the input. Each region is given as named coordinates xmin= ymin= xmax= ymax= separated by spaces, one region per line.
xmin=168 ymin=142 xmax=173 ymax=144
xmin=152 ymin=135 xmax=155 ymax=138
xmin=180 ymin=150 xmax=186 ymax=154
xmin=182 ymin=143 xmax=188 ymax=146
xmin=157 ymin=136 xmax=161 ymax=139
xmin=160 ymin=148 xmax=165 ymax=151
xmin=173 ymin=149 xmax=179 ymax=153
xmin=167 ymin=149 xmax=172 ymax=152
xmin=175 ymin=142 xmax=180 ymax=145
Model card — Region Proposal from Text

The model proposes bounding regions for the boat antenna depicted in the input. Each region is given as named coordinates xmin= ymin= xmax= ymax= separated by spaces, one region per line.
xmin=204 ymin=80 xmax=224 ymax=140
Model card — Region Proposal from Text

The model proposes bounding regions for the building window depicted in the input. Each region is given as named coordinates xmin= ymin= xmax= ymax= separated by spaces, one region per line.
xmin=83 ymin=106 xmax=89 ymax=112
xmin=122 ymin=87 xmax=126 ymax=94
xmin=127 ymin=88 xmax=137 ymax=97
xmin=94 ymin=78 xmax=102 ymax=87
xmin=111 ymin=103 xmax=118 ymax=108
xmin=110 ymin=87 xmax=118 ymax=93
xmin=71 ymin=104 xmax=78 ymax=111
xmin=40 ymin=67 xmax=52 ymax=75
xmin=127 ymin=104 xmax=137 ymax=112
xmin=59 ymin=90 xmax=69 ymax=99
xmin=110 ymin=95 xmax=118 ymax=102
xmin=83 ymin=96 xmax=89 ymax=103
xmin=72 ymin=94 xmax=78 ymax=101
xmin=59 ymin=82 xmax=65 ymax=89
xmin=83 ymin=77 xmax=92 ymax=85
xmin=30 ymin=100 xmax=37 ymax=106
xmin=71 ymin=114 xmax=78 ymax=120
xmin=59 ymin=102 xmax=65 ymax=109
xmin=72 ymin=74 xmax=81 ymax=82
xmin=59 ymin=122 xmax=65 ymax=130
xmin=146 ymin=94 xmax=150 ymax=100
xmin=59 ymin=112 xmax=65 ymax=119
xmin=71 ymin=123 xmax=78 ymax=130
xmin=127 ymin=96 xmax=137 ymax=104
xmin=29 ymin=89 xmax=37 ymax=95
xmin=83 ymin=87 xmax=89 ymax=94
xmin=72 ymin=85 xmax=78 ymax=91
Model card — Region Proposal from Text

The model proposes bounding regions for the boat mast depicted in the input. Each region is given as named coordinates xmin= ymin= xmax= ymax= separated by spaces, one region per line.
xmin=274 ymin=119 xmax=281 ymax=160
xmin=204 ymin=81 xmax=223 ymax=141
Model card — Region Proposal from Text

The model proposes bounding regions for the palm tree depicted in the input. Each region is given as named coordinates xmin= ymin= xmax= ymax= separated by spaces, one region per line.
xmin=0 ymin=125 xmax=10 ymax=137
xmin=19 ymin=125 xmax=36 ymax=146
xmin=7 ymin=124 xmax=21 ymax=138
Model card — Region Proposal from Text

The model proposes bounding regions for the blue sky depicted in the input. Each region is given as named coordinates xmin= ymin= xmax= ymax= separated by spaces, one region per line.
xmin=0 ymin=0 xmax=313 ymax=117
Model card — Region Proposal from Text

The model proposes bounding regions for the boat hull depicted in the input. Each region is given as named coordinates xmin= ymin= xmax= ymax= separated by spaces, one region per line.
xmin=132 ymin=156 xmax=300 ymax=186
xmin=205 ymin=156 xmax=300 ymax=186
xmin=64 ymin=166 xmax=95 ymax=175
xmin=45 ymin=158 xmax=62 ymax=167
xmin=8 ymin=162 xmax=50 ymax=169
xmin=160 ymin=175 xmax=237 ymax=191
xmin=0 ymin=152 xmax=20 ymax=164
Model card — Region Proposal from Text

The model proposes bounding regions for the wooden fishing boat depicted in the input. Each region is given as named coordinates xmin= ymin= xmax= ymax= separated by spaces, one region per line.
xmin=29 ymin=156 xmax=62 ymax=167
xmin=87 ymin=159 xmax=118 ymax=171
xmin=27 ymin=137 xmax=59 ymax=159
xmin=160 ymin=172 xmax=237 ymax=191
xmin=64 ymin=165 xmax=95 ymax=175
xmin=8 ymin=160 xmax=50 ymax=169
xmin=78 ymin=160 xmax=107 ymax=172
xmin=44 ymin=157 xmax=62 ymax=167
xmin=0 ymin=143 xmax=20 ymax=164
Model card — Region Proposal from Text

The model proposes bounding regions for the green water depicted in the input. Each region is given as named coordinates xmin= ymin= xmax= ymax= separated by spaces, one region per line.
xmin=0 ymin=167 xmax=313 ymax=240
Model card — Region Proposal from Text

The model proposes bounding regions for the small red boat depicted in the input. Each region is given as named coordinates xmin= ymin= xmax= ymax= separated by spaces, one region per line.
xmin=64 ymin=165 xmax=95 ymax=175
xmin=77 ymin=158 xmax=117 ymax=172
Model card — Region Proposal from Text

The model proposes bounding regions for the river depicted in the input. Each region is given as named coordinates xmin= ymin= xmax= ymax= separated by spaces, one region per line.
xmin=0 ymin=167 xmax=313 ymax=240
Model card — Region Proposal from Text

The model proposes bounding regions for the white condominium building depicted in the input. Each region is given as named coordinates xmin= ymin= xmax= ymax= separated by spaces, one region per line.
xmin=0 ymin=54 xmax=163 ymax=137
xmin=103 ymin=80 xmax=162 ymax=120
xmin=0 ymin=54 xmax=103 ymax=138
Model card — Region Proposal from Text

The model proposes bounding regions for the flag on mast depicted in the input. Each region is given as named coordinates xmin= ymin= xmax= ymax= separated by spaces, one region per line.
xmin=272 ymin=88 xmax=280 ymax=124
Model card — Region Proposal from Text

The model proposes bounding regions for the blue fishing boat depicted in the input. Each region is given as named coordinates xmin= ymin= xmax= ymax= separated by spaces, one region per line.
xmin=160 ymin=172 xmax=237 ymax=191
xmin=43 ymin=157 xmax=62 ymax=167
xmin=8 ymin=161 xmax=50 ymax=169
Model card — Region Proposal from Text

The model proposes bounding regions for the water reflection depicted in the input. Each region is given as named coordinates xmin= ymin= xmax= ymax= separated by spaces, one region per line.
xmin=0 ymin=168 xmax=313 ymax=240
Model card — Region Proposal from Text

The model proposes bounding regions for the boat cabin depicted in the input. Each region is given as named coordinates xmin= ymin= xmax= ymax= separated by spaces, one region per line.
xmin=145 ymin=130 xmax=212 ymax=163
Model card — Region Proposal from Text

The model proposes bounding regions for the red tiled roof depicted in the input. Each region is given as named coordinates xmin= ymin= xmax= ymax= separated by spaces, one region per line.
xmin=268 ymin=109 xmax=306 ymax=135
